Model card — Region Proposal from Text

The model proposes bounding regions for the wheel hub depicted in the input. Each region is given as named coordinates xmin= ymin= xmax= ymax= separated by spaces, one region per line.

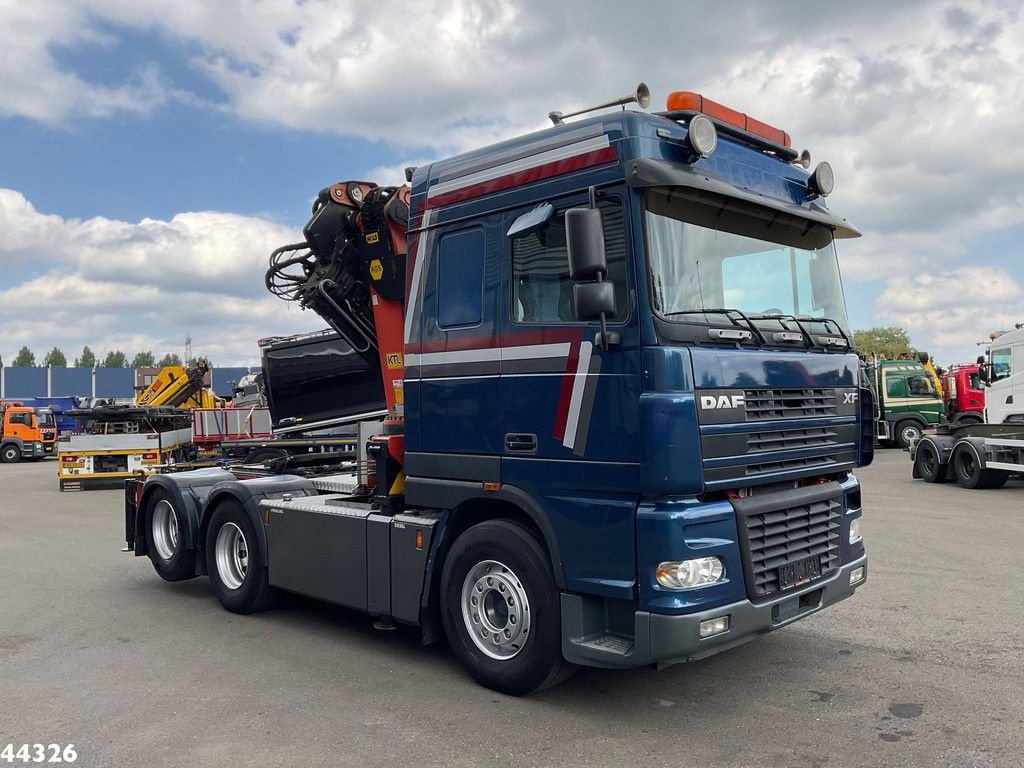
xmin=461 ymin=560 xmax=530 ymax=660
xmin=215 ymin=522 xmax=248 ymax=591
xmin=151 ymin=500 xmax=180 ymax=561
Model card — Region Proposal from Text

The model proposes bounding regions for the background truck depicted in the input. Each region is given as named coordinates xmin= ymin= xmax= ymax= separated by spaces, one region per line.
xmin=0 ymin=401 xmax=57 ymax=462
xmin=911 ymin=324 xmax=1024 ymax=489
xmin=865 ymin=358 xmax=945 ymax=447
xmin=941 ymin=363 xmax=985 ymax=426
xmin=122 ymin=85 xmax=872 ymax=694
xmin=58 ymin=359 xmax=225 ymax=490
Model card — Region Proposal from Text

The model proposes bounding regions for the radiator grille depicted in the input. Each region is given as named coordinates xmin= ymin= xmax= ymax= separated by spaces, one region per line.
xmin=741 ymin=495 xmax=842 ymax=599
xmin=746 ymin=426 xmax=837 ymax=453
xmin=744 ymin=388 xmax=837 ymax=421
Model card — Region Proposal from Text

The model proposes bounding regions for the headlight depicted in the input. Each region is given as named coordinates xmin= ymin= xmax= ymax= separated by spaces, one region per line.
xmin=656 ymin=556 xmax=726 ymax=589
xmin=849 ymin=517 xmax=862 ymax=545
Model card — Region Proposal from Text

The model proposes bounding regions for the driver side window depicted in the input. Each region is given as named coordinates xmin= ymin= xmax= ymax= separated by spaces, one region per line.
xmin=511 ymin=199 xmax=628 ymax=323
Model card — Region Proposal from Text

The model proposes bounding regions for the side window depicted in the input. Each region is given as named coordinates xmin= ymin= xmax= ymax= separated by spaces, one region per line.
xmin=437 ymin=228 xmax=485 ymax=329
xmin=885 ymin=374 xmax=907 ymax=398
xmin=991 ymin=347 xmax=1012 ymax=381
xmin=906 ymin=375 xmax=933 ymax=397
xmin=511 ymin=199 xmax=627 ymax=323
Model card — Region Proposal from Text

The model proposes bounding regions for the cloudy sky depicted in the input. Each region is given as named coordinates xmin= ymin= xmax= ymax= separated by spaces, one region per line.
xmin=1 ymin=0 xmax=1021 ymax=367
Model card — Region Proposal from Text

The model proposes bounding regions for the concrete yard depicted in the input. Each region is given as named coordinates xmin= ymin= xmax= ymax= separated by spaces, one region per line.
xmin=1 ymin=451 xmax=1022 ymax=768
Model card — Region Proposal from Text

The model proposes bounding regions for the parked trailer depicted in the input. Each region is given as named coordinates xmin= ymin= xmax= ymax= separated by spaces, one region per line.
xmin=912 ymin=424 xmax=1024 ymax=489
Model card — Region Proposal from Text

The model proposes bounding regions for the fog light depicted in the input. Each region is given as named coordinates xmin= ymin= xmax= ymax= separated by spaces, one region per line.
xmin=849 ymin=517 xmax=862 ymax=544
xmin=809 ymin=161 xmax=835 ymax=197
xmin=656 ymin=556 xmax=726 ymax=589
xmin=850 ymin=566 xmax=865 ymax=585
xmin=699 ymin=616 xmax=730 ymax=638
xmin=686 ymin=114 xmax=718 ymax=157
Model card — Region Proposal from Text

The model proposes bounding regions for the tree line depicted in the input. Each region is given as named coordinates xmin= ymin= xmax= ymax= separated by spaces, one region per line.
xmin=3 ymin=345 xmax=186 ymax=369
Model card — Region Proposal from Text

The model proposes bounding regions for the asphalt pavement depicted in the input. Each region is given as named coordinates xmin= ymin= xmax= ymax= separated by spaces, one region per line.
xmin=1 ymin=451 xmax=1022 ymax=768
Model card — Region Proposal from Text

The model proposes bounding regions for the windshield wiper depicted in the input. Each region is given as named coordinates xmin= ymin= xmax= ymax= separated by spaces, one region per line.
xmin=764 ymin=315 xmax=851 ymax=350
xmin=665 ymin=308 xmax=768 ymax=346
xmin=746 ymin=313 xmax=814 ymax=347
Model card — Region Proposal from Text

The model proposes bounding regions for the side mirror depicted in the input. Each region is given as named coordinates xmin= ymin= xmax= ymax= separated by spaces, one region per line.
xmin=565 ymin=208 xmax=607 ymax=280
xmin=808 ymin=255 xmax=831 ymax=312
xmin=573 ymin=282 xmax=616 ymax=321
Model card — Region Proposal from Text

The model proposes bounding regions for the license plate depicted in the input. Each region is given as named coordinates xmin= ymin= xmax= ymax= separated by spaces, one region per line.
xmin=63 ymin=460 xmax=85 ymax=468
xmin=778 ymin=556 xmax=821 ymax=590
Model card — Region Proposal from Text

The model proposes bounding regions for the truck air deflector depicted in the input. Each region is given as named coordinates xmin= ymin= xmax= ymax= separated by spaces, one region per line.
xmin=625 ymin=158 xmax=861 ymax=239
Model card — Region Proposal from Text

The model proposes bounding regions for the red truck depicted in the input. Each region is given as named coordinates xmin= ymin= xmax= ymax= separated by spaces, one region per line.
xmin=941 ymin=364 xmax=985 ymax=426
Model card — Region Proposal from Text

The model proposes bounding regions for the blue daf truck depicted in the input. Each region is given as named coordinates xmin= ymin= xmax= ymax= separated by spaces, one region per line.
xmin=124 ymin=86 xmax=872 ymax=695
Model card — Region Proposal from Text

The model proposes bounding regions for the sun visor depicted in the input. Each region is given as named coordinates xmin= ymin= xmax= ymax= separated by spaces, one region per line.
xmin=625 ymin=158 xmax=861 ymax=239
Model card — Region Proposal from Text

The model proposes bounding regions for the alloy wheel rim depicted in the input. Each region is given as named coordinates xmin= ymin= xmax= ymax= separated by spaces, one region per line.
xmin=461 ymin=559 xmax=531 ymax=660
xmin=215 ymin=522 xmax=248 ymax=590
xmin=151 ymin=500 xmax=179 ymax=561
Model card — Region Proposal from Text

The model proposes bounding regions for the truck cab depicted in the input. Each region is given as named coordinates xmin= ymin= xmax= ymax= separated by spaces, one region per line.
xmin=127 ymin=88 xmax=873 ymax=694
xmin=1 ymin=402 xmax=57 ymax=462
xmin=985 ymin=327 xmax=1024 ymax=424
xmin=866 ymin=359 xmax=945 ymax=447
xmin=943 ymin=364 xmax=985 ymax=425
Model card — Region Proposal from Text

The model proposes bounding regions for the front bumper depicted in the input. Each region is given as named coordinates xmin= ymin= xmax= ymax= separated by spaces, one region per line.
xmin=563 ymin=555 xmax=867 ymax=668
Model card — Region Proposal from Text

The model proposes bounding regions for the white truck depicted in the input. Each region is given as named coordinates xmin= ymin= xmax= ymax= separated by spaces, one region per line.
xmin=911 ymin=324 xmax=1024 ymax=489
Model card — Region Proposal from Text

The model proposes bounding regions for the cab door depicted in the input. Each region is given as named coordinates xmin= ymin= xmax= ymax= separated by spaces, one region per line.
xmin=497 ymin=190 xmax=642 ymax=598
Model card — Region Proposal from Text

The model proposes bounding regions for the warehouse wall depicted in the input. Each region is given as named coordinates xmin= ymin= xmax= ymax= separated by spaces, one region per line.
xmin=0 ymin=367 xmax=259 ymax=400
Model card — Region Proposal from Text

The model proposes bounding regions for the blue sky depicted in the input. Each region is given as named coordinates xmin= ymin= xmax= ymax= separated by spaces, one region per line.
xmin=1 ymin=0 xmax=1021 ymax=367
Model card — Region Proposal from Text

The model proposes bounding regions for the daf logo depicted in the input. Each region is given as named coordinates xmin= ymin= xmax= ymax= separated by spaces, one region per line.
xmin=700 ymin=394 xmax=745 ymax=410
xmin=843 ymin=392 xmax=858 ymax=404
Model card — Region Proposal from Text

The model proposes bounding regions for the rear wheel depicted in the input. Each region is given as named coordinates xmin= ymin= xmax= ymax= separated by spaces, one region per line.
xmin=441 ymin=520 xmax=574 ymax=695
xmin=894 ymin=420 xmax=923 ymax=449
xmin=147 ymin=489 xmax=196 ymax=581
xmin=205 ymin=500 xmax=275 ymax=614
xmin=953 ymin=444 xmax=1006 ymax=489
xmin=914 ymin=441 xmax=947 ymax=483
xmin=1 ymin=444 xmax=20 ymax=463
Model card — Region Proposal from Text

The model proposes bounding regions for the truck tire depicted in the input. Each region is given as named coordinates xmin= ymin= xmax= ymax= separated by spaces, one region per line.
xmin=894 ymin=420 xmax=923 ymax=450
xmin=1 ymin=444 xmax=20 ymax=463
xmin=440 ymin=520 xmax=575 ymax=696
xmin=205 ymin=500 xmax=276 ymax=614
xmin=146 ymin=488 xmax=196 ymax=582
xmin=914 ymin=441 xmax=947 ymax=483
xmin=953 ymin=444 xmax=1007 ymax=489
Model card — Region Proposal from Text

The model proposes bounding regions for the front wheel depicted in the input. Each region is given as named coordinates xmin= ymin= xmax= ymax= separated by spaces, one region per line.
xmin=205 ymin=501 xmax=275 ymax=614
xmin=895 ymin=420 xmax=923 ymax=449
xmin=441 ymin=520 xmax=574 ymax=696
xmin=1 ymin=444 xmax=20 ymax=463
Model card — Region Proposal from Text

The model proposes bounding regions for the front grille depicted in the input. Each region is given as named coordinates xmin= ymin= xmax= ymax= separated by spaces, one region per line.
xmin=744 ymin=455 xmax=840 ymax=477
xmin=744 ymin=388 xmax=837 ymax=421
xmin=740 ymin=494 xmax=842 ymax=599
xmin=746 ymin=426 xmax=837 ymax=453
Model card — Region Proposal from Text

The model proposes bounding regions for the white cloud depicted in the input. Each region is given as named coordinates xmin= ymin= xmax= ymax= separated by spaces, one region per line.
xmin=0 ymin=189 xmax=324 ymax=365
xmin=1 ymin=0 xmax=1023 ymax=368
xmin=876 ymin=267 xmax=1023 ymax=363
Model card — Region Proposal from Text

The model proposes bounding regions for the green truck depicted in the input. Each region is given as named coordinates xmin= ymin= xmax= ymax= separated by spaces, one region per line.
xmin=865 ymin=359 xmax=945 ymax=448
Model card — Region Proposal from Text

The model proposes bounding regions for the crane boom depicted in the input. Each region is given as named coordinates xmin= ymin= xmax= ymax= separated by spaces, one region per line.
xmin=265 ymin=181 xmax=411 ymax=415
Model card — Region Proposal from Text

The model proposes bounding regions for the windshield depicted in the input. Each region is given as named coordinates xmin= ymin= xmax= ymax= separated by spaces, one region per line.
xmin=37 ymin=411 xmax=55 ymax=427
xmin=645 ymin=188 xmax=849 ymax=331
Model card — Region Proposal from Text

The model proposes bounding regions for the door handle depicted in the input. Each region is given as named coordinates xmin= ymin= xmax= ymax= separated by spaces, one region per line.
xmin=504 ymin=433 xmax=537 ymax=454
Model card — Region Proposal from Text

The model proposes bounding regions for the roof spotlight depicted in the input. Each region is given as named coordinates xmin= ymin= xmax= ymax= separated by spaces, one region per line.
xmin=687 ymin=114 xmax=718 ymax=158
xmin=809 ymin=161 xmax=835 ymax=197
